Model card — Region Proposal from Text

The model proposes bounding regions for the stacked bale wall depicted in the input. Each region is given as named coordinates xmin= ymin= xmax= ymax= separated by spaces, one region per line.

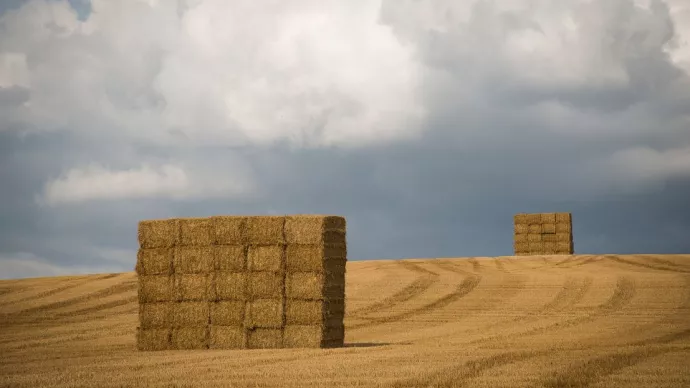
xmin=135 ymin=215 xmax=346 ymax=351
xmin=513 ymin=212 xmax=574 ymax=256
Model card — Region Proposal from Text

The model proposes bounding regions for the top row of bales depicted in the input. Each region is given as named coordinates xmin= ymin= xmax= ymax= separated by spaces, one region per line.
xmin=514 ymin=212 xmax=571 ymax=226
xmin=138 ymin=215 xmax=346 ymax=248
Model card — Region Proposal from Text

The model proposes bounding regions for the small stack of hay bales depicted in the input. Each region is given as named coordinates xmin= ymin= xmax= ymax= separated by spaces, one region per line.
xmin=135 ymin=215 xmax=347 ymax=351
xmin=513 ymin=212 xmax=573 ymax=256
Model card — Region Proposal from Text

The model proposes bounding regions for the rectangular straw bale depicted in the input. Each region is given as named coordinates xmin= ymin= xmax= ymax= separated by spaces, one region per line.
xmin=513 ymin=214 xmax=529 ymax=225
xmin=540 ymin=213 xmax=556 ymax=224
xmin=173 ymin=274 xmax=211 ymax=302
xmin=138 ymin=219 xmax=179 ymax=249
xmin=542 ymin=234 xmax=558 ymax=242
xmin=513 ymin=233 xmax=527 ymax=243
xmin=529 ymin=224 xmax=542 ymax=234
xmin=213 ymin=272 xmax=247 ymax=301
xmin=556 ymin=241 xmax=573 ymax=253
xmin=285 ymin=245 xmax=347 ymax=273
xmin=136 ymin=248 xmax=173 ymax=276
xmin=178 ymin=217 xmax=213 ymax=246
xmin=209 ymin=326 xmax=246 ymax=349
xmin=556 ymin=233 xmax=572 ymax=242
xmin=173 ymin=246 xmax=213 ymax=274
xmin=171 ymin=302 xmax=210 ymax=327
xmin=171 ymin=327 xmax=209 ymax=350
xmin=525 ymin=213 xmax=542 ymax=225
xmin=248 ymin=272 xmax=284 ymax=299
xmin=543 ymin=241 xmax=557 ymax=254
xmin=286 ymin=272 xmax=345 ymax=300
xmin=513 ymin=242 xmax=529 ymax=252
xmin=285 ymin=215 xmax=346 ymax=244
xmin=138 ymin=275 xmax=172 ymax=303
xmin=526 ymin=234 xmax=542 ymax=243
xmin=542 ymin=223 xmax=556 ymax=234
xmin=556 ymin=223 xmax=572 ymax=233
xmin=245 ymin=299 xmax=283 ymax=328
xmin=139 ymin=302 xmax=173 ymax=328
xmin=283 ymin=325 xmax=344 ymax=349
xmin=214 ymin=245 xmax=246 ymax=272
xmin=248 ymin=245 xmax=284 ymax=273
xmin=514 ymin=251 xmax=531 ymax=256
xmin=514 ymin=224 xmax=529 ymax=234
xmin=245 ymin=216 xmax=285 ymax=245
xmin=528 ymin=242 xmax=544 ymax=252
xmin=555 ymin=212 xmax=572 ymax=223
xmin=212 ymin=216 xmax=247 ymax=245
xmin=210 ymin=300 xmax=245 ymax=326
xmin=247 ymin=328 xmax=283 ymax=349
xmin=136 ymin=327 xmax=171 ymax=351
xmin=286 ymin=299 xmax=345 ymax=326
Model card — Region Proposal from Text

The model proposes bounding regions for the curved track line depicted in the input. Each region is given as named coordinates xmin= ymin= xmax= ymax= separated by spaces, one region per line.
xmin=607 ymin=255 xmax=690 ymax=274
xmin=348 ymin=260 xmax=440 ymax=317
xmin=641 ymin=254 xmax=690 ymax=270
xmin=467 ymin=258 xmax=482 ymax=272
xmin=494 ymin=258 xmax=506 ymax=272
xmin=0 ymin=274 xmax=120 ymax=308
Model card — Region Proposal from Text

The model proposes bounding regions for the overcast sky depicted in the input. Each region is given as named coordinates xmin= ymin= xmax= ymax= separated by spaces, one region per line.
xmin=1 ymin=0 xmax=689 ymax=279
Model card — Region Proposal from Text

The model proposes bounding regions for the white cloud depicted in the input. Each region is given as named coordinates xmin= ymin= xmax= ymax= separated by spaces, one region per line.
xmin=39 ymin=162 xmax=255 ymax=205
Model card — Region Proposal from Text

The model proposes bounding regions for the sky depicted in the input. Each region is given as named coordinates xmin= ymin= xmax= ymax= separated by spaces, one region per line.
xmin=0 ymin=0 xmax=689 ymax=280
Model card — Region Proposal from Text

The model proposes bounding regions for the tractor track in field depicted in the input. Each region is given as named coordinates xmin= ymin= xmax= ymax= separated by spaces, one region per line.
xmin=0 ymin=274 xmax=121 ymax=308
xmin=606 ymin=255 xmax=690 ymax=274
xmin=348 ymin=261 xmax=440 ymax=318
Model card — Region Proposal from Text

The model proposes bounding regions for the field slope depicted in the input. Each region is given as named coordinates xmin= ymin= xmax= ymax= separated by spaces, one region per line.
xmin=1 ymin=254 xmax=689 ymax=388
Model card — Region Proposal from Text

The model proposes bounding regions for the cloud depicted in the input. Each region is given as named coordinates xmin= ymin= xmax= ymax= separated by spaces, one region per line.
xmin=40 ymin=162 xmax=255 ymax=205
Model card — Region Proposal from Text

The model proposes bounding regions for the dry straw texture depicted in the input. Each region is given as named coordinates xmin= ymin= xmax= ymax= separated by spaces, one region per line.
xmin=209 ymin=326 xmax=245 ymax=349
xmin=526 ymin=214 xmax=542 ymax=224
xmin=245 ymin=299 xmax=284 ymax=328
xmin=514 ymin=242 xmax=529 ymax=252
xmin=286 ymin=245 xmax=346 ymax=273
xmin=213 ymin=272 xmax=247 ymax=301
xmin=138 ymin=275 xmax=172 ymax=303
xmin=211 ymin=216 xmax=246 ymax=245
xmin=171 ymin=327 xmax=209 ymax=350
xmin=136 ymin=327 xmax=171 ymax=351
xmin=541 ymin=213 xmax=556 ymax=224
xmin=248 ymin=272 xmax=284 ymax=299
xmin=556 ymin=212 xmax=572 ymax=222
xmin=514 ymin=234 xmax=527 ymax=243
xmin=282 ymin=325 xmax=344 ymax=348
xmin=286 ymin=272 xmax=345 ymax=300
xmin=178 ymin=218 xmax=213 ymax=246
xmin=245 ymin=216 xmax=286 ymax=245
xmin=556 ymin=223 xmax=572 ymax=233
xmin=248 ymin=245 xmax=284 ymax=273
xmin=542 ymin=234 xmax=558 ymax=242
xmin=286 ymin=300 xmax=345 ymax=326
xmin=247 ymin=329 xmax=283 ymax=349
xmin=171 ymin=302 xmax=209 ymax=327
xmin=556 ymin=233 xmax=572 ymax=242
xmin=528 ymin=224 xmax=542 ymax=234
xmin=514 ymin=224 xmax=529 ymax=234
xmin=173 ymin=247 xmax=213 ymax=274
xmin=513 ymin=212 xmax=574 ymax=255
xmin=173 ymin=274 xmax=210 ymax=302
xmin=542 ymin=223 xmax=556 ymax=234
xmin=136 ymin=248 xmax=173 ymax=276
xmin=284 ymin=215 xmax=346 ymax=244
xmin=210 ymin=301 xmax=245 ymax=326
xmin=526 ymin=234 xmax=542 ymax=243
xmin=513 ymin=214 xmax=529 ymax=225
xmin=138 ymin=219 xmax=179 ymax=249
xmin=139 ymin=302 xmax=172 ymax=328
xmin=213 ymin=245 xmax=246 ymax=272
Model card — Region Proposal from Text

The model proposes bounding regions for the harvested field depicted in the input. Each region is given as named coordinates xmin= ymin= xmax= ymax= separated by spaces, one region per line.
xmin=0 ymin=254 xmax=689 ymax=387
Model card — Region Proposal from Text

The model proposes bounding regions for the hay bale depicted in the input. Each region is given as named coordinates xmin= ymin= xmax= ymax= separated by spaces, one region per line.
xmin=556 ymin=233 xmax=572 ymax=242
xmin=178 ymin=217 xmax=213 ymax=246
xmin=138 ymin=219 xmax=179 ymax=249
xmin=248 ymin=245 xmax=285 ymax=272
xmin=543 ymin=241 xmax=557 ymax=254
xmin=513 ymin=214 xmax=528 ymax=225
xmin=556 ymin=223 xmax=572 ymax=233
xmin=248 ymin=272 xmax=284 ymax=299
xmin=525 ymin=213 xmax=541 ymax=225
xmin=137 ymin=327 xmax=171 ymax=351
xmin=514 ymin=224 xmax=529 ymax=234
xmin=285 ymin=215 xmax=346 ymax=244
xmin=214 ymin=245 xmax=246 ymax=272
xmin=540 ymin=213 xmax=556 ymax=224
xmin=556 ymin=241 xmax=573 ymax=253
xmin=245 ymin=216 xmax=285 ymax=245
xmin=526 ymin=234 xmax=542 ymax=243
xmin=173 ymin=246 xmax=213 ymax=274
xmin=213 ymin=272 xmax=247 ymax=301
xmin=136 ymin=248 xmax=173 ymax=276
xmin=247 ymin=328 xmax=283 ymax=349
xmin=528 ymin=224 xmax=542 ymax=234
xmin=171 ymin=302 xmax=210 ymax=327
xmin=285 ymin=245 xmax=347 ymax=273
xmin=286 ymin=272 xmax=345 ymax=300
xmin=283 ymin=325 xmax=344 ymax=349
xmin=173 ymin=274 xmax=211 ymax=302
xmin=209 ymin=326 xmax=246 ymax=349
xmin=171 ymin=327 xmax=209 ymax=350
xmin=513 ymin=242 xmax=529 ymax=253
xmin=212 ymin=216 xmax=247 ymax=245
xmin=210 ymin=301 xmax=245 ymax=326
xmin=542 ymin=223 xmax=556 ymax=234
xmin=286 ymin=299 xmax=345 ymax=326
xmin=138 ymin=275 xmax=172 ymax=303
xmin=555 ymin=212 xmax=572 ymax=223
xmin=139 ymin=302 xmax=173 ymax=328
xmin=514 ymin=234 xmax=528 ymax=243
xmin=245 ymin=299 xmax=283 ymax=328
xmin=542 ymin=234 xmax=558 ymax=242
xmin=528 ymin=242 xmax=544 ymax=252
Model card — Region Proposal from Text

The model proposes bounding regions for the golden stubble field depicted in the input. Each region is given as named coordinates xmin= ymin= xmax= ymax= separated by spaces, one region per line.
xmin=0 ymin=254 xmax=689 ymax=388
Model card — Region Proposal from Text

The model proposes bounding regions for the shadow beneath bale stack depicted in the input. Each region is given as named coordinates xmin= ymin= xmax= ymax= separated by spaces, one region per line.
xmin=343 ymin=342 xmax=400 ymax=348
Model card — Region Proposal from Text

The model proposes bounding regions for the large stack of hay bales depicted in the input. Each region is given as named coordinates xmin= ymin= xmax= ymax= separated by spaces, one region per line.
xmin=135 ymin=215 xmax=347 ymax=351
xmin=513 ymin=212 xmax=573 ymax=256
